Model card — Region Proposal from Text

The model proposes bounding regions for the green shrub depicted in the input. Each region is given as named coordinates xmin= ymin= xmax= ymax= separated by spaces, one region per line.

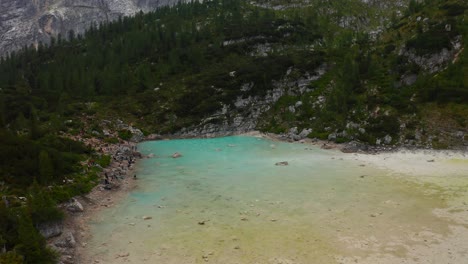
xmin=118 ymin=130 xmax=132 ymax=140
xmin=27 ymin=182 xmax=63 ymax=224
xmin=49 ymin=186 xmax=73 ymax=203
xmin=104 ymin=137 xmax=119 ymax=144
xmin=96 ymin=154 xmax=111 ymax=168
xmin=307 ymin=131 xmax=329 ymax=140
xmin=335 ymin=137 xmax=349 ymax=143
xmin=365 ymin=115 xmax=400 ymax=138
xmin=432 ymin=140 xmax=449 ymax=149
xmin=15 ymin=211 xmax=57 ymax=264
xmin=406 ymin=25 xmax=453 ymax=55
xmin=441 ymin=1 xmax=467 ymax=16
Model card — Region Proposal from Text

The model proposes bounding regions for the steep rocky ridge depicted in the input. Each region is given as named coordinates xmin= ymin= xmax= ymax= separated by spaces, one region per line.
xmin=0 ymin=0 xmax=176 ymax=56
xmin=174 ymin=65 xmax=328 ymax=138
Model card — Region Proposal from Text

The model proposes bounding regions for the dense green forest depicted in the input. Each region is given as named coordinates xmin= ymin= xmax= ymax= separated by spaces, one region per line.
xmin=0 ymin=0 xmax=325 ymax=133
xmin=0 ymin=0 xmax=467 ymax=262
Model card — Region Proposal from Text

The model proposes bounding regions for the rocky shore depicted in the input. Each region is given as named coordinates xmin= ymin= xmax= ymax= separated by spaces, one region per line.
xmin=170 ymin=127 xmax=467 ymax=154
xmin=39 ymin=125 xmax=145 ymax=264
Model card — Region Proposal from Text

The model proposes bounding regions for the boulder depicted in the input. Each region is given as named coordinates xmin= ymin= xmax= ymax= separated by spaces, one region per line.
xmin=288 ymin=127 xmax=298 ymax=135
xmin=55 ymin=233 xmax=76 ymax=248
xmin=455 ymin=131 xmax=464 ymax=139
xmin=341 ymin=141 xmax=368 ymax=153
xmin=299 ymin=128 xmax=312 ymax=139
xmin=37 ymin=221 xmax=63 ymax=239
xmin=129 ymin=128 xmax=145 ymax=143
xmin=383 ymin=135 xmax=392 ymax=145
xmin=67 ymin=198 xmax=84 ymax=213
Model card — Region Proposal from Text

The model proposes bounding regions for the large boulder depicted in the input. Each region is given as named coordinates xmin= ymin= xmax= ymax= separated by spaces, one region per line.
xmin=55 ymin=232 xmax=76 ymax=248
xmin=299 ymin=128 xmax=312 ymax=139
xmin=37 ymin=221 xmax=63 ymax=239
xmin=328 ymin=133 xmax=337 ymax=141
xmin=129 ymin=127 xmax=145 ymax=143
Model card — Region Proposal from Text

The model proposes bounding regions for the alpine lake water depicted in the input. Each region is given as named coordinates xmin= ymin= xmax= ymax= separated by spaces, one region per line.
xmin=84 ymin=136 xmax=468 ymax=264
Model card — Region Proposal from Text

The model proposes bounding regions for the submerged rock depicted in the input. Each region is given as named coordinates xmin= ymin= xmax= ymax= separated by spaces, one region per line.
xmin=275 ymin=161 xmax=289 ymax=166
xmin=198 ymin=220 xmax=209 ymax=225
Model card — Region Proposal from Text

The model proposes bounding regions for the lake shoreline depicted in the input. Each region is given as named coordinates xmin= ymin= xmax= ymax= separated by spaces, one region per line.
xmin=49 ymin=137 xmax=142 ymax=264
xmin=152 ymin=130 xmax=468 ymax=154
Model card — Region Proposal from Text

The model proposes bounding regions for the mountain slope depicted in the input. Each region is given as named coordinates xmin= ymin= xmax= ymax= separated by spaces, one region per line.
xmin=0 ymin=0 xmax=178 ymax=56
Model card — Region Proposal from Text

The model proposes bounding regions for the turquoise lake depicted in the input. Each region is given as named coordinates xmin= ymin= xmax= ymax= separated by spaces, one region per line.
xmin=83 ymin=136 xmax=468 ymax=264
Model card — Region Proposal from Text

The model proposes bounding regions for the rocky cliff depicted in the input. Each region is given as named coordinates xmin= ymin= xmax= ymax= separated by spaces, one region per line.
xmin=0 ymin=0 xmax=175 ymax=56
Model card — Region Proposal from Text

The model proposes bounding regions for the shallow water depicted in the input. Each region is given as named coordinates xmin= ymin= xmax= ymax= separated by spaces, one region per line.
xmin=84 ymin=136 xmax=468 ymax=264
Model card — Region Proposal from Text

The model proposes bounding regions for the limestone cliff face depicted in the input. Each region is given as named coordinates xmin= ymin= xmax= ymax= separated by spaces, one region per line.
xmin=0 ymin=0 xmax=176 ymax=56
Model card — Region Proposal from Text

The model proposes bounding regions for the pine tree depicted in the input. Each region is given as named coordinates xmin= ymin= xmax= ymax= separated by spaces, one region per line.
xmin=15 ymin=210 xmax=56 ymax=264
xmin=38 ymin=151 xmax=54 ymax=184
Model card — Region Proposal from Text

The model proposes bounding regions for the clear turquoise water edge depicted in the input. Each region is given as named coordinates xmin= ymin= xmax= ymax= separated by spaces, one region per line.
xmin=84 ymin=136 xmax=468 ymax=264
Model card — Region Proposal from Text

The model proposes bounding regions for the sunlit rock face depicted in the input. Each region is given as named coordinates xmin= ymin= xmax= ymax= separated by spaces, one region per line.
xmin=0 ymin=0 xmax=177 ymax=56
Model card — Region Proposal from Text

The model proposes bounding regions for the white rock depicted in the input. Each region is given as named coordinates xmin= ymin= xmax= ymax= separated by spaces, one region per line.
xmin=67 ymin=198 xmax=84 ymax=212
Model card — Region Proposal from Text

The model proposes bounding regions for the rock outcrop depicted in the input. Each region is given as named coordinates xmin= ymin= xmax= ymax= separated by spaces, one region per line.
xmin=174 ymin=65 xmax=327 ymax=138
xmin=0 ymin=0 xmax=177 ymax=56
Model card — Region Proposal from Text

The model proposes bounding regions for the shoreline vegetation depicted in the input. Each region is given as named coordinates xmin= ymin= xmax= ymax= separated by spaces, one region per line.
xmin=41 ymin=121 xmax=143 ymax=264
xmin=66 ymin=129 xmax=467 ymax=263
